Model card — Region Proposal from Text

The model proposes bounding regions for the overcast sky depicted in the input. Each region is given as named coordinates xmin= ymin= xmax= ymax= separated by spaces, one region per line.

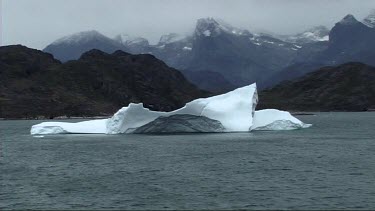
xmin=1 ymin=0 xmax=375 ymax=49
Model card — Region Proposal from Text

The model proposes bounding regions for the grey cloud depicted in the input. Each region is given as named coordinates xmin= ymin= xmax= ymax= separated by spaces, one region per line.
xmin=2 ymin=0 xmax=375 ymax=49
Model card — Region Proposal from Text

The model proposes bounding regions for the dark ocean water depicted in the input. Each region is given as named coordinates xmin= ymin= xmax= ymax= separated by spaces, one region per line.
xmin=1 ymin=112 xmax=375 ymax=210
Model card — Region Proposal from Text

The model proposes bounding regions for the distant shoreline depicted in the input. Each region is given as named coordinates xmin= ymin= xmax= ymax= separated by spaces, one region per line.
xmin=1 ymin=111 xmax=375 ymax=120
xmin=0 ymin=116 xmax=111 ymax=121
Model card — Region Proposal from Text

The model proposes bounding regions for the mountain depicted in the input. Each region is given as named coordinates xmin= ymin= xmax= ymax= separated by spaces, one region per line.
xmin=180 ymin=18 xmax=299 ymax=86
xmin=258 ymin=63 xmax=375 ymax=111
xmin=0 ymin=45 xmax=207 ymax=119
xmin=42 ymin=15 xmax=375 ymax=91
xmin=263 ymin=14 xmax=375 ymax=88
xmin=44 ymin=30 xmax=125 ymax=62
xmin=148 ymin=33 xmax=194 ymax=71
xmin=363 ymin=9 xmax=375 ymax=28
xmin=43 ymin=18 xmax=300 ymax=89
xmin=314 ymin=14 xmax=375 ymax=65
xmin=179 ymin=69 xmax=235 ymax=93
xmin=279 ymin=26 xmax=330 ymax=44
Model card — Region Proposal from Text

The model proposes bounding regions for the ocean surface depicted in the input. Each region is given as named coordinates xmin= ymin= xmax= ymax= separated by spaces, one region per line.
xmin=1 ymin=112 xmax=375 ymax=210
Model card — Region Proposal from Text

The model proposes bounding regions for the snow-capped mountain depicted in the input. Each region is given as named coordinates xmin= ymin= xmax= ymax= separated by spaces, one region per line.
xmin=44 ymin=30 xmax=125 ymax=62
xmin=43 ymin=14 xmax=375 ymax=90
xmin=193 ymin=18 xmax=300 ymax=51
xmin=279 ymin=26 xmax=330 ymax=44
xmin=363 ymin=9 xmax=375 ymax=28
xmin=42 ymin=18 xmax=301 ymax=88
xmin=264 ymin=14 xmax=375 ymax=88
xmin=184 ymin=18 xmax=300 ymax=86
xmin=50 ymin=30 xmax=108 ymax=45
xmin=194 ymin=18 xmax=251 ymax=37
xmin=328 ymin=14 xmax=372 ymax=46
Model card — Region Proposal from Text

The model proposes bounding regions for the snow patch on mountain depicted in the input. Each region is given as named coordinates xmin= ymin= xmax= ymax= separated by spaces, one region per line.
xmin=203 ymin=30 xmax=211 ymax=36
xmin=301 ymin=32 xmax=329 ymax=41
xmin=281 ymin=26 xmax=330 ymax=44
xmin=249 ymin=34 xmax=299 ymax=51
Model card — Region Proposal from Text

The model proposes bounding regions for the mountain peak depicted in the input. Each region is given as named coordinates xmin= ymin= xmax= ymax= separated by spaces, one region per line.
xmin=195 ymin=17 xmax=250 ymax=37
xmin=51 ymin=30 xmax=106 ymax=45
xmin=196 ymin=17 xmax=218 ymax=25
xmin=195 ymin=18 xmax=221 ymax=37
xmin=339 ymin=14 xmax=359 ymax=25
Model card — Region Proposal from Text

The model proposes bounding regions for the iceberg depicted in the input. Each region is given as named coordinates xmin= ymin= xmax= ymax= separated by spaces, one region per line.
xmin=30 ymin=83 xmax=311 ymax=135
xmin=106 ymin=84 xmax=258 ymax=134
xmin=30 ymin=119 xmax=107 ymax=135
xmin=251 ymin=109 xmax=312 ymax=131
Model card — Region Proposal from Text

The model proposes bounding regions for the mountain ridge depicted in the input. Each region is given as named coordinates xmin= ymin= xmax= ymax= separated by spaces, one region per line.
xmin=42 ymin=12 xmax=375 ymax=91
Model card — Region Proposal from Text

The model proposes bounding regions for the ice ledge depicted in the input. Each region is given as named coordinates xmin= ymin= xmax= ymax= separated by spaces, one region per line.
xmin=250 ymin=109 xmax=312 ymax=131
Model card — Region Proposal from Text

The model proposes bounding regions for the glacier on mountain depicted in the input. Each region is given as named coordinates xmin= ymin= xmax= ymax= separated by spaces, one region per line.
xmin=30 ymin=83 xmax=311 ymax=135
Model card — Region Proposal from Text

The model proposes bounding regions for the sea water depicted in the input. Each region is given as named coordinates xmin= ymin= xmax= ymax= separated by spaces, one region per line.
xmin=1 ymin=113 xmax=375 ymax=209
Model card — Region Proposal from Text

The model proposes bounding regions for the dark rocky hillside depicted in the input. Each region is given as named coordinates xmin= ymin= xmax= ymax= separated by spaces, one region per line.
xmin=0 ymin=45 xmax=208 ymax=119
xmin=258 ymin=63 xmax=375 ymax=111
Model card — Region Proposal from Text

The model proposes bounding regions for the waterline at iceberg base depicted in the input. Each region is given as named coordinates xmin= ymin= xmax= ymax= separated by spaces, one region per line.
xmin=30 ymin=84 xmax=311 ymax=135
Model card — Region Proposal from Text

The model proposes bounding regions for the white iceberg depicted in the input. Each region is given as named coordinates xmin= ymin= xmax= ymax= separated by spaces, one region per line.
xmin=30 ymin=83 xmax=311 ymax=135
xmin=251 ymin=109 xmax=312 ymax=131
xmin=106 ymin=84 xmax=258 ymax=134
xmin=30 ymin=119 xmax=107 ymax=135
